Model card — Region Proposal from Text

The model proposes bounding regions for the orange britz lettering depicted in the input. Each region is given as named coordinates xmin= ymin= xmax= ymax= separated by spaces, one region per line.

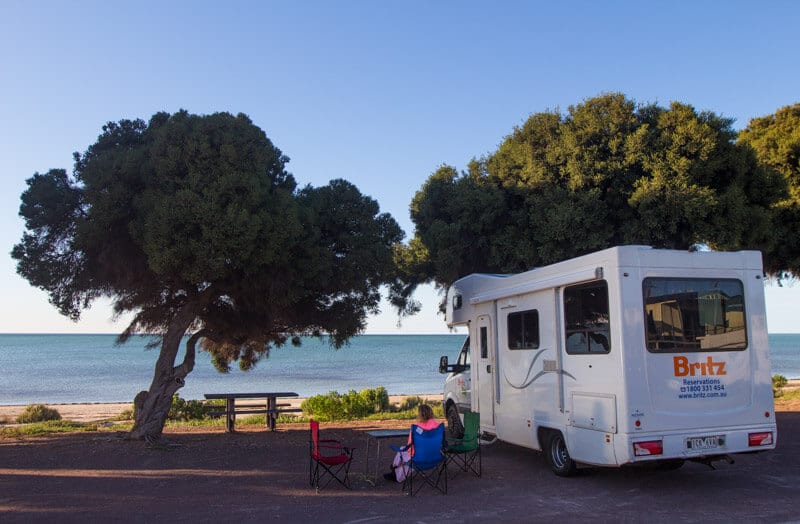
xmin=673 ymin=356 xmax=727 ymax=377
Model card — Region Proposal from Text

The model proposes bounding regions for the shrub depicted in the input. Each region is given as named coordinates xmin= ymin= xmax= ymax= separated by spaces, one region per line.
xmin=301 ymin=387 xmax=389 ymax=421
xmin=397 ymin=395 xmax=425 ymax=411
xmin=16 ymin=404 xmax=62 ymax=424
xmin=773 ymin=374 xmax=788 ymax=398
xmin=168 ymin=394 xmax=207 ymax=421
xmin=359 ymin=386 xmax=390 ymax=413
xmin=301 ymin=391 xmax=345 ymax=421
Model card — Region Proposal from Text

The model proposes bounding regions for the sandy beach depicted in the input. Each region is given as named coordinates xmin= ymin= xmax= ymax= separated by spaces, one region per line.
xmin=1 ymin=384 xmax=797 ymax=424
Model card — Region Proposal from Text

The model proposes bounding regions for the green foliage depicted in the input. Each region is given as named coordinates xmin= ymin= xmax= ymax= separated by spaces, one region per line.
xmin=299 ymin=388 xmax=441 ymax=421
xmin=12 ymin=110 xmax=402 ymax=380
xmin=300 ymin=387 xmax=390 ymax=421
xmin=739 ymin=104 xmax=800 ymax=277
xmin=357 ymin=386 xmax=391 ymax=413
xmin=394 ymin=93 xmax=790 ymax=305
xmin=397 ymin=395 xmax=425 ymax=411
xmin=777 ymin=388 xmax=800 ymax=402
xmin=366 ymin=401 xmax=444 ymax=421
xmin=773 ymin=374 xmax=789 ymax=398
xmin=1 ymin=420 xmax=96 ymax=437
xmin=16 ymin=404 xmax=62 ymax=424
xmin=168 ymin=394 xmax=207 ymax=421
xmin=114 ymin=407 xmax=134 ymax=421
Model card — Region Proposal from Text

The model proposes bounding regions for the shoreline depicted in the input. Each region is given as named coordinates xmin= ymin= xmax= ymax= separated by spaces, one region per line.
xmin=0 ymin=393 xmax=443 ymax=424
xmin=2 ymin=382 xmax=799 ymax=423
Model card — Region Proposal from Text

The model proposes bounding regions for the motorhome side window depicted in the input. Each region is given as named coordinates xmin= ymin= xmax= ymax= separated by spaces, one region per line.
xmin=643 ymin=278 xmax=747 ymax=353
xmin=507 ymin=309 xmax=539 ymax=349
xmin=564 ymin=281 xmax=610 ymax=354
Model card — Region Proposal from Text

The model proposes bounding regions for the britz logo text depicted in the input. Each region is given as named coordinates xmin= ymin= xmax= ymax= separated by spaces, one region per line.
xmin=673 ymin=356 xmax=727 ymax=377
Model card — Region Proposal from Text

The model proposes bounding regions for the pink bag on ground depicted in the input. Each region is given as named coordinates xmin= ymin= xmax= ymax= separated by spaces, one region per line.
xmin=392 ymin=449 xmax=411 ymax=482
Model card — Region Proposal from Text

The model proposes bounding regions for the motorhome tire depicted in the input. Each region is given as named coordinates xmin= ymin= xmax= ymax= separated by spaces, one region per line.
xmin=546 ymin=432 xmax=577 ymax=477
xmin=446 ymin=403 xmax=464 ymax=438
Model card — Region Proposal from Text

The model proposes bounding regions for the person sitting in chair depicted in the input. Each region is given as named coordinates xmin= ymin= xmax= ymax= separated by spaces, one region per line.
xmin=384 ymin=404 xmax=440 ymax=482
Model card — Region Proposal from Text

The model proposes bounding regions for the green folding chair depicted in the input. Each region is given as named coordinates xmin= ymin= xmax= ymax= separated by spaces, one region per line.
xmin=445 ymin=411 xmax=481 ymax=477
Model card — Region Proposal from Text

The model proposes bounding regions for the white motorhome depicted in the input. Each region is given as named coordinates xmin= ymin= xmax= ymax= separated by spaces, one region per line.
xmin=440 ymin=246 xmax=776 ymax=475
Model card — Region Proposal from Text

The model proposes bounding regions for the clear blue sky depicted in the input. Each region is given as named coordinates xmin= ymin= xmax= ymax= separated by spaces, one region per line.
xmin=1 ymin=1 xmax=798 ymax=334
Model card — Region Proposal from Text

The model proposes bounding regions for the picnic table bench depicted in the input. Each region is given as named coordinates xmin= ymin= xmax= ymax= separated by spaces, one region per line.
xmin=204 ymin=392 xmax=300 ymax=432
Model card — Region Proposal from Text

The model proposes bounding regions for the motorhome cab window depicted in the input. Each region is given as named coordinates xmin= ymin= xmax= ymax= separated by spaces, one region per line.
xmin=643 ymin=278 xmax=747 ymax=352
xmin=564 ymin=281 xmax=610 ymax=354
xmin=458 ymin=337 xmax=470 ymax=368
xmin=507 ymin=309 xmax=540 ymax=349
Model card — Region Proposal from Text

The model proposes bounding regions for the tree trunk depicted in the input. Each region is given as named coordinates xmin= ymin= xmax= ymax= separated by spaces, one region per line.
xmin=128 ymin=303 xmax=205 ymax=443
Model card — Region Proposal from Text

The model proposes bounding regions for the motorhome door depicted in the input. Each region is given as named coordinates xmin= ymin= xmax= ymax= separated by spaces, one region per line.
xmin=476 ymin=314 xmax=496 ymax=427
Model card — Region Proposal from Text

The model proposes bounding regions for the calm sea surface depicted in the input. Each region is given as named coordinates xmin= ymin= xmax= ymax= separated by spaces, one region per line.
xmin=1 ymin=333 xmax=798 ymax=405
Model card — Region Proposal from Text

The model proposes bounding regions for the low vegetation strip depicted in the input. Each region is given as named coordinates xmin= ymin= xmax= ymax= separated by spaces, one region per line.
xmin=3 ymin=383 xmax=796 ymax=438
xmin=1 ymin=388 xmax=445 ymax=437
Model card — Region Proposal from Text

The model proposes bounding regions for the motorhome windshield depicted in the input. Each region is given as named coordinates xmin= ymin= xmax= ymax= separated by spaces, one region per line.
xmin=643 ymin=277 xmax=747 ymax=353
xmin=458 ymin=337 xmax=470 ymax=367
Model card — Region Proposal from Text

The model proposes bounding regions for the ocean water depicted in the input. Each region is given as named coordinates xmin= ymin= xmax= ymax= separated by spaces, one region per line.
xmin=0 ymin=334 xmax=465 ymax=405
xmin=0 ymin=333 xmax=798 ymax=405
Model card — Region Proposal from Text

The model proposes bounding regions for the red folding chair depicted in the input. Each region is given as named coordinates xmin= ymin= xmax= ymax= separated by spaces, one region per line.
xmin=309 ymin=419 xmax=355 ymax=491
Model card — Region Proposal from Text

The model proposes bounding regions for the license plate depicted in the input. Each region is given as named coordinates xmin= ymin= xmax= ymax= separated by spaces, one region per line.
xmin=686 ymin=435 xmax=724 ymax=450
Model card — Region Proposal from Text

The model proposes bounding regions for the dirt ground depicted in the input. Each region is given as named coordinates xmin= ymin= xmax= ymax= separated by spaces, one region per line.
xmin=1 ymin=412 xmax=799 ymax=524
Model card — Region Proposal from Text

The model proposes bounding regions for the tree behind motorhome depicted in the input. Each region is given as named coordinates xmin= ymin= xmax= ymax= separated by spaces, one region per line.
xmin=12 ymin=110 xmax=403 ymax=442
xmin=395 ymin=93 xmax=787 ymax=301
xmin=738 ymin=103 xmax=800 ymax=277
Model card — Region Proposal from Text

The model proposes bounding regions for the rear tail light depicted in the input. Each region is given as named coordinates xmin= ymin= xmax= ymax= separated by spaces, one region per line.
xmin=748 ymin=432 xmax=773 ymax=447
xmin=633 ymin=440 xmax=663 ymax=456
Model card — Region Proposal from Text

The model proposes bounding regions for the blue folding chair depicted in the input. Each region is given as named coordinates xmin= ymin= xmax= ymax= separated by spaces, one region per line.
xmin=392 ymin=423 xmax=447 ymax=495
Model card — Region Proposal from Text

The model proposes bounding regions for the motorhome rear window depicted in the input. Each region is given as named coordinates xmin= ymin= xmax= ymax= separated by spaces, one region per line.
xmin=507 ymin=309 xmax=540 ymax=350
xmin=643 ymin=278 xmax=747 ymax=353
xmin=564 ymin=281 xmax=610 ymax=354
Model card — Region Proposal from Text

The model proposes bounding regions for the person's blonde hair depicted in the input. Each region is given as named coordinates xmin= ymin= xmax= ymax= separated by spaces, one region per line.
xmin=417 ymin=404 xmax=434 ymax=422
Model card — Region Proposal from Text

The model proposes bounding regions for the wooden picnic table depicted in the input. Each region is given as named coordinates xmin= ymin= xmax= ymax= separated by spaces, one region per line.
xmin=204 ymin=392 xmax=300 ymax=432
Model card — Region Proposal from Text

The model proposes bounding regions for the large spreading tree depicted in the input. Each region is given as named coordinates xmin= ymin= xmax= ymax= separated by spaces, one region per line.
xmin=12 ymin=111 xmax=403 ymax=442
xmin=738 ymin=103 xmax=800 ymax=277
xmin=395 ymin=93 xmax=788 ymax=301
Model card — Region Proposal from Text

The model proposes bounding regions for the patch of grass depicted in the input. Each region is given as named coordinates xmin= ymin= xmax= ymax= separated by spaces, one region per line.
xmin=776 ymin=387 xmax=800 ymax=402
xmin=164 ymin=417 xmax=225 ymax=428
xmin=112 ymin=408 xmax=134 ymax=421
xmin=1 ymin=420 xmax=97 ymax=437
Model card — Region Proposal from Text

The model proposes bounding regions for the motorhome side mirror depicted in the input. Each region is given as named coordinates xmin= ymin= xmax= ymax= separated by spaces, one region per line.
xmin=439 ymin=356 xmax=449 ymax=374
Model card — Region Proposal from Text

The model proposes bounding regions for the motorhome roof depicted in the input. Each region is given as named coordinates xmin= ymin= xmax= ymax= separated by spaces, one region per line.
xmin=451 ymin=245 xmax=762 ymax=307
